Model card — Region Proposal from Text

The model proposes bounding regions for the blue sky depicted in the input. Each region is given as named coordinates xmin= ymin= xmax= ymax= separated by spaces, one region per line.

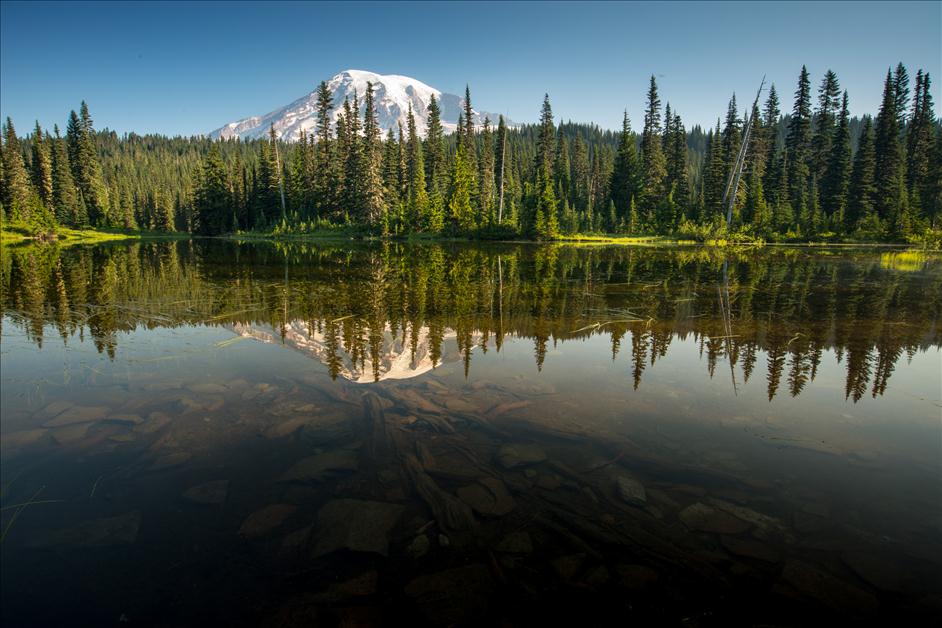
xmin=1 ymin=1 xmax=939 ymax=136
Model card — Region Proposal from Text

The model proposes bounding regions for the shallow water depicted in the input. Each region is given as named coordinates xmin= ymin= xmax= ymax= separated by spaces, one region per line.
xmin=1 ymin=241 xmax=940 ymax=626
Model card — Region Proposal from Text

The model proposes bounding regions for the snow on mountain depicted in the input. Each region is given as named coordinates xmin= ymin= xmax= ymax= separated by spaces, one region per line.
xmin=210 ymin=69 xmax=509 ymax=142
xmin=229 ymin=320 xmax=483 ymax=383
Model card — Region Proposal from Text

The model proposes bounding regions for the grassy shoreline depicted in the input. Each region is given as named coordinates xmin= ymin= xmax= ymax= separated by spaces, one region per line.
xmin=1 ymin=223 xmax=190 ymax=245
xmin=2 ymin=223 xmax=934 ymax=249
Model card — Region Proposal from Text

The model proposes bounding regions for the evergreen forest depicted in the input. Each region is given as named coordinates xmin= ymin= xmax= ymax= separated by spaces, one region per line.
xmin=2 ymin=65 xmax=939 ymax=243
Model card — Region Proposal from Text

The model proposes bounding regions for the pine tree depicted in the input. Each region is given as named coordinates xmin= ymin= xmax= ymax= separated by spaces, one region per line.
xmin=762 ymin=83 xmax=781 ymax=195
xmin=721 ymin=93 xmax=742 ymax=191
xmin=533 ymin=94 xmax=558 ymax=238
xmin=874 ymin=68 xmax=903 ymax=222
xmin=822 ymin=91 xmax=852 ymax=227
xmin=786 ymin=66 xmax=812 ymax=222
xmin=30 ymin=122 xmax=53 ymax=207
xmin=609 ymin=111 xmax=639 ymax=228
xmin=641 ymin=76 xmax=667 ymax=225
xmin=448 ymin=144 xmax=475 ymax=234
xmin=51 ymin=125 xmax=79 ymax=225
xmin=425 ymin=94 xmax=446 ymax=197
xmin=705 ymin=121 xmax=727 ymax=219
xmin=361 ymin=82 xmax=386 ymax=227
xmin=382 ymin=127 xmax=401 ymax=232
xmin=846 ymin=117 xmax=877 ymax=232
xmin=893 ymin=63 xmax=910 ymax=129
xmin=907 ymin=71 xmax=935 ymax=219
xmin=479 ymin=117 xmax=496 ymax=225
xmin=811 ymin=70 xmax=841 ymax=176
xmin=314 ymin=80 xmax=335 ymax=218
xmin=405 ymin=103 xmax=430 ymax=230
xmin=342 ymin=94 xmax=363 ymax=220
xmin=665 ymin=109 xmax=690 ymax=220
xmin=570 ymin=133 xmax=590 ymax=215
xmin=194 ymin=145 xmax=231 ymax=235
xmin=67 ymin=102 xmax=109 ymax=225
xmin=289 ymin=128 xmax=309 ymax=216
xmin=495 ymin=115 xmax=511 ymax=224
xmin=2 ymin=117 xmax=33 ymax=221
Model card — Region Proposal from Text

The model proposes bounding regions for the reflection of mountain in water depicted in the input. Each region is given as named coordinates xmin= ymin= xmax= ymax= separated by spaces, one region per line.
xmin=231 ymin=322 xmax=482 ymax=383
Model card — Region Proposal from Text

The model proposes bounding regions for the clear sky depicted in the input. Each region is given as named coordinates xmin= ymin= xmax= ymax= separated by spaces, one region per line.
xmin=1 ymin=1 xmax=939 ymax=136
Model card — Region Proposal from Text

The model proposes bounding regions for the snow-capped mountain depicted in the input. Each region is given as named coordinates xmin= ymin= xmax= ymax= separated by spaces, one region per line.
xmin=229 ymin=321 xmax=483 ymax=383
xmin=210 ymin=69 xmax=510 ymax=142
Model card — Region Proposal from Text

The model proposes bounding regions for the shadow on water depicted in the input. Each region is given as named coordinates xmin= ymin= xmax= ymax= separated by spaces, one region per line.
xmin=1 ymin=240 xmax=940 ymax=626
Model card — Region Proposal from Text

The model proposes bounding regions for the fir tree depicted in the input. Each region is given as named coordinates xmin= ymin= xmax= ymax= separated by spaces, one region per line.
xmin=66 ymin=103 xmax=109 ymax=225
xmin=786 ymin=66 xmax=812 ymax=221
xmin=533 ymin=94 xmax=558 ymax=238
xmin=822 ymin=91 xmax=852 ymax=226
xmin=609 ymin=111 xmax=639 ymax=228
xmin=846 ymin=117 xmax=877 ymax=231
xmin=194 ymin=145 xmax=231 ymax=235
xmin=811 ymin=70 xmax=841 ymax=175
xmin=51 ymin=125 xmax=79 ymax=225
xmin=382 ymin=127 xmax=401 ymax=231
xmin=448 ymin=144 xmax=475 ymax=234
xmin=641 ymin=76 xmax=667 ymax=226
xmin=907 ymin=71 xmax=935 ymax=217
xmin=495 ymin=115 xmax=511 ymax=224
xmin=2 ymin=117 xmax=32 ymax=221
xmin=405 ymin=104 xmax=430 ymax=230
xmin=30 ymin=122 xmax=53 ymax=207
xmin=874 ymin=68 xmax=903 ymax=221
xmin=314 ymin=80 xmax=336 ymax=217
xmin=361 ymin=82 xmax=386 ymax=226
xmin=479 ymin=117 xmax=496 ymax=225
xmin=424 ymin=93 xmax=446 ymax=198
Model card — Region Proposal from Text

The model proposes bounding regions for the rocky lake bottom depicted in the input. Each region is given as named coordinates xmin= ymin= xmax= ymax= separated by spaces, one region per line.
xmin=1 ymin=241 xmax=940 ymax=626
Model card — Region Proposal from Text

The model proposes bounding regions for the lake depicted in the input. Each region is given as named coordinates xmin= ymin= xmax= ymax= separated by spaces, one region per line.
xmin=1 ymin=240 xmax=940 ymax=626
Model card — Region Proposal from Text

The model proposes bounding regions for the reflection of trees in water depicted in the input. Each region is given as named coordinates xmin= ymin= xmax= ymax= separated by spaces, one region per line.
xmin=2 ymin=241 xmax=939 ymax=400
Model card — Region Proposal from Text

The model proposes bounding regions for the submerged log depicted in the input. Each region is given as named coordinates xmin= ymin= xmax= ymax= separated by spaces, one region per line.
xmin=403 ymin=454 xmax=477 ymax=533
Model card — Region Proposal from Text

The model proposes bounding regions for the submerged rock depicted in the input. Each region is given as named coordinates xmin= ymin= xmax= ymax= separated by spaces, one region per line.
xmin=721 ymin=536 xmax=782 ymax=563
xmin=407 ymin=534 xmax=431 ymax=558
xmin=51 ymin=423 xmax=91 ymax=445
xmin=456 ymin=477 xmax=515 ymax=517
xmin=43 ymin=405 xmax=109 ymax=428
xmin=780 ymin=559 xmax=879 ymax=612
xmin=134 ymin=412 xmax=172 ymax=435
xmin=313 ymin=570 xmax=378 ymax=602
xmin=187 ymin=383 xmax=228 ymax=395
xmin=678 ymin=502 xmax=752 ymax=535
xmin=149 ymin=451 xmax=192 ymax=471
xmin=404 ymin=564 xmax=493 ymax=626
xmin=616 ymin=475 xmax=647 ymax=506
xmin=239 ymin=504 xmax=297 ymax=539
xmin=182 ymin=480 xmax=229 ymax=505
xmin=311 ymin=499 xmax=404 ymax=557
xmin=106 ymin=413 xmax=144 ymax=426
xmin=278 ymin=449 xmax=358 ymax=483
xmin=30 ymin=511 xmax=141 ymax=547
xmin=552 ymin=553 xmax=586 ymax=581
xmin=299 ymin=413 xmax=358 ymax=445
xmin=841 ymin=550 xmax=904 ymax=592
xmin=497 ymin=444 xmax=547 ymax=469
xmin=496 ymin=531 xmax=533 ymax=554
xmin=263 ymin=416 xmax=311 ymax=439
xmin=616 ymin=564 xmax=660 ymax=590
xmin=0 ymin=429 xmax=48 ymax=450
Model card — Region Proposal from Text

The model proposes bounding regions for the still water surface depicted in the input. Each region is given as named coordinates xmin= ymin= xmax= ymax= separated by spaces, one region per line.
xmin=1 ymin=241 xmax=940 ymax=626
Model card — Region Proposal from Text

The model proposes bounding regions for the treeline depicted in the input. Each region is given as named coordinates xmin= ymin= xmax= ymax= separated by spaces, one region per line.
xmin=2 ymin=64 xmax=939 ymax=241
xmin=3 ymin=241 xmax=938 ymax=400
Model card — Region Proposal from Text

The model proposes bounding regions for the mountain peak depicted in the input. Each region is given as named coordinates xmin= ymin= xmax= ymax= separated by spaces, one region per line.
xmin=210 ymin=70 xmax=508 ymax=142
